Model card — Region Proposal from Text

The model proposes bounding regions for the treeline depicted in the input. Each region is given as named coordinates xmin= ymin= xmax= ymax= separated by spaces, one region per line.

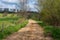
xmin=38 ymin=0 xmax=60 ymax=26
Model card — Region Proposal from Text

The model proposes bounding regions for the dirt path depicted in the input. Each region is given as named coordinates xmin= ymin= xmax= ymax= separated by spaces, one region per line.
xmin=3 ymin=19 xmax=53 ymax=40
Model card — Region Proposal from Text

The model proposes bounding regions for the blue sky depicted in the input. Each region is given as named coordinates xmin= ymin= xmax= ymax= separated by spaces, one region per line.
xmin=0 ymin=0 xmax=20 ymax=9
xmin=0 ymin=0 xmax=39 ymax=12
xmin=26 ymin=0 xmax=39 ymax=12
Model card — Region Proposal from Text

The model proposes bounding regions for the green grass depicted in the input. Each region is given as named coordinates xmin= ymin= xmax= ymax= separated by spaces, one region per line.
xmin=44 ymin=26 xmax=60 ymax=40
xmin=0 ymin=20 xmax=28 ymax=40
xmin=38 ymin=21 xmax=60 ymax=40
xmin=0 ymin=14 xmax=28 ymax=40
xmin=0 ymin=14 xmax=18 ymax=18
xmin=0 ymin=17 xmax=19 ymax=21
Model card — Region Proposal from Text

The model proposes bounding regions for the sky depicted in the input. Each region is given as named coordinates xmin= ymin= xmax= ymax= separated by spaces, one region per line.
xmin=2 ymin=0 xmax=20 ymax=3
xmin=26 ymin=0 xmax=39 ymax=12
xmin=0 ymin=0 xmax=39 ymax=12
xmin=0 ymin=0 xmax=20 ymax=9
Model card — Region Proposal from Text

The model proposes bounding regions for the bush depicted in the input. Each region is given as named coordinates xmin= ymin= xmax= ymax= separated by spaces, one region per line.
xmin=52 ymin=27 xmax=60 ymax=39
xmin=40 ymin=0 xmax=60 ymax=26
xmin=44 ymin=26 xmax=60 ymax=40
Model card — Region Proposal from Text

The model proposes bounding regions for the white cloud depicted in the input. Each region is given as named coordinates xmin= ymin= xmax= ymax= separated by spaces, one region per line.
xmin=2 ymin=0 xmax=20 ymax=3
xmin=0 ymin=0 xmax=39 ymax=12
xmin=26 ymin=0 xmax=39 ymax=12
xmin=0 ymin=1 xmax=20 ymax=9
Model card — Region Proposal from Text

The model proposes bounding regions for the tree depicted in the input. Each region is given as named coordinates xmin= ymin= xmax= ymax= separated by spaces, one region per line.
xmin=39 ymin=0 xmax=60 ymax=26
xmin=19 ymin=0 xmax=40 ymax=19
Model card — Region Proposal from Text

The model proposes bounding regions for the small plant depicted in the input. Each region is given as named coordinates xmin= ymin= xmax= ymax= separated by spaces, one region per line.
xmin=0 ymin=15 xmax=28 ymax=40
xmin=43 ymin=26 xmax=60 ymax=40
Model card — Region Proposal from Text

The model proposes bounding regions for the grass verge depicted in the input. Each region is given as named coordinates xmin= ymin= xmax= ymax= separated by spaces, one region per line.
xmin=38 ymin=21 xmax=60 ymax=40
xmin=0 ymin=20 xmax=28 ymax=40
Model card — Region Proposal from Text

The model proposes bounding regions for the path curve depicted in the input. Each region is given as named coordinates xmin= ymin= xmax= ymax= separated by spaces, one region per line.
xmin=3 ymin=19 xmax=53 ymax=40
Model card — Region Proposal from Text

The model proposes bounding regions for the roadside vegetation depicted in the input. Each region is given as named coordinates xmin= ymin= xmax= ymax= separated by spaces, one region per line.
xmin=36 ymin=0 xmax=60 ymax=40
xmin=38 ymin=22 xmax=60 ymax=40
xmin=0 ymin=14 xmax=28 ymax=40
xmin=0 ymin=0 xmax=60 ymax=40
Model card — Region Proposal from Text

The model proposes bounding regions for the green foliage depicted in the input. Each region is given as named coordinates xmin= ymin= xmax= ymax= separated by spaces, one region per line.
xmin=38 ymin=0 xmax=60 ymax=39
xmin=0 ymin=17 xmax=19 ymax=21
xmin=43 ymin=26 xmax=60 ymax=40
xmin=52 ymin=27 xmax=60 ymax=39
xmin=38 ymin=21 xmax=46 ymax=26
xmin=0 ymin=14 xmax=28 ymax=40
xmin=38 ymin=20 xmax=60 ymax=40
xmin=39 ymin=0 xmax=60 ymax=26
xmin=0 ymin=20 xmax=28 ymax=40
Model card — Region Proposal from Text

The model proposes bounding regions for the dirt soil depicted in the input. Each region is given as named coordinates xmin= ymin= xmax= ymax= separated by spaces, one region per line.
xmin=3 ymin=19 xmax=53 ymax=40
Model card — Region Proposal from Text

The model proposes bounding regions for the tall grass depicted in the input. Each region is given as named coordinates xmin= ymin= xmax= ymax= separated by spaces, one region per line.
xmin=0 ymin=14 xmax=28 ymax=40
xmin=39 ymin=22 xmax=60 ymax=40
xmin=0 ymin=20 xmax=28 ymax=40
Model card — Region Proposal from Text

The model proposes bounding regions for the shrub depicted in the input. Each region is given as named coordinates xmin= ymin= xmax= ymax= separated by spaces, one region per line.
xmin=44 ymin=26 xmax=60 ymax=40
xmin=40 ymin=0 xmax=60 ymax=26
